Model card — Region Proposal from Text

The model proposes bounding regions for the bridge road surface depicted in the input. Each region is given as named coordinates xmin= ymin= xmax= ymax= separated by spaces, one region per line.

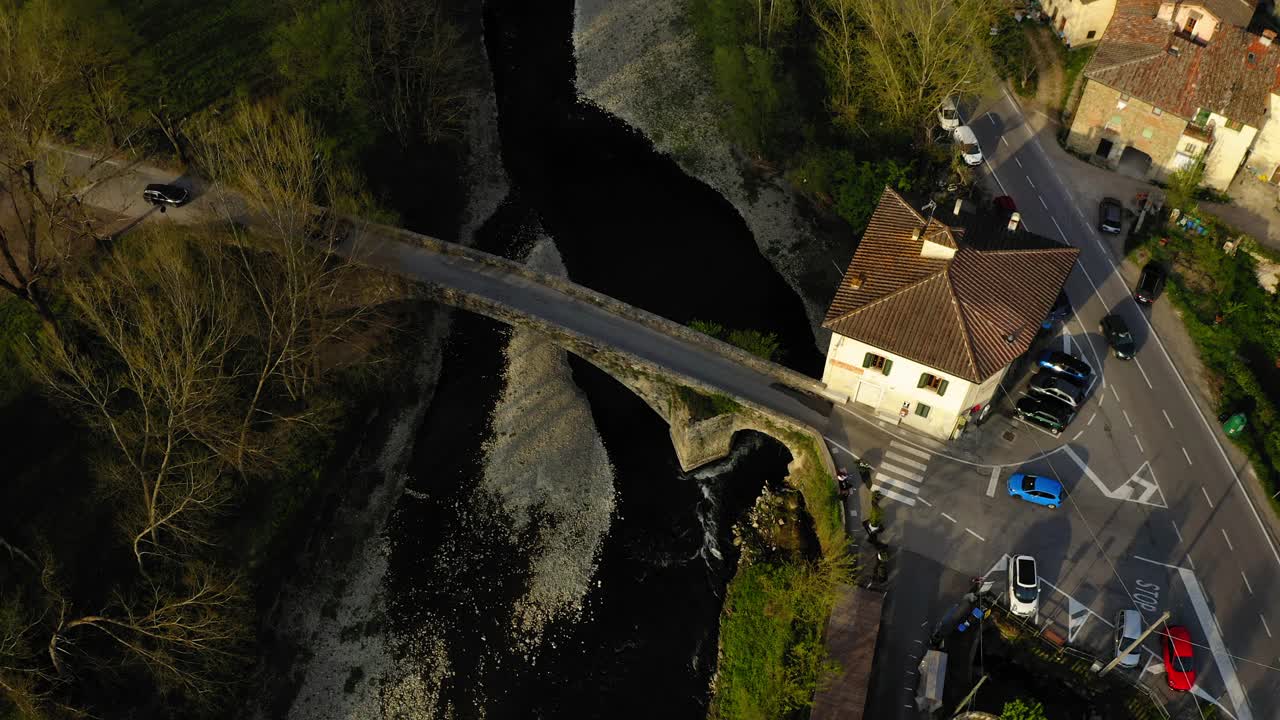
xmin=963 ymin=91 xmax=1280 ymax=719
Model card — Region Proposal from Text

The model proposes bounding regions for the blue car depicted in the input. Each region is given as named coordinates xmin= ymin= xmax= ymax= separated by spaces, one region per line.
xmin=1036 ymin=351 xmax=1092 ymax=382
xmin=1007 ymin=473 xmax=1064 ymax=509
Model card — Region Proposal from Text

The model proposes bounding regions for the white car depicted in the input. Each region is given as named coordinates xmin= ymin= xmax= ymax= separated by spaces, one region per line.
xmin=954 ymin=124 xmax=983 ymax=166
xmin=1008 ymin=554 xmax=1039 ymax=618
xmin=938 ymin=96 xmax=960 ymax=131
xmin=1114 ymin=609 xmax=1143 ymax=669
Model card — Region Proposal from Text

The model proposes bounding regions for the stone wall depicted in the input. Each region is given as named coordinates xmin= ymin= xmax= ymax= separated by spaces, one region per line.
xmin=1066 ymin=80 xmax=1188 ymax=180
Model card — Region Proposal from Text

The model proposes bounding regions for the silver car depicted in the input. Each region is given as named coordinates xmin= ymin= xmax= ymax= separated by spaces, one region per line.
xmin=1028 ymin=371 xmax=1086 ymax=408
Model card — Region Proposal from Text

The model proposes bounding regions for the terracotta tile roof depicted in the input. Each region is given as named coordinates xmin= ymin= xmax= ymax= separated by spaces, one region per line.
xmin=1201 ymin=0 xmax=1261 ymax=28
xmin=1086 ymin=0 xmax=1277 ymax=126
xmin=822 ymin=189 xmax=1079 ymax=383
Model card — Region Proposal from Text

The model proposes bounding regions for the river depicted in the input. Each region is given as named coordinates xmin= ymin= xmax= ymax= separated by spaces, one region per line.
xmin=378 ymin=0 xmax=820 ymax=716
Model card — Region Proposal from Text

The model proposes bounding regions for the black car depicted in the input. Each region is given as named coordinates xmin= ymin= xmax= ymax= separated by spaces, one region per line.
xmin=1041 ymin=291 xmax=1071 ymax=330
xmin=1036 ymin=350 xmax=1093 ymax=383
xmin=142 ymin=183 xmax=189 ymax=207
xmin=1135 ymin=262 xmax=1167 ymax=304
xmin=1028 ymin=371 xmax=1087 ymax=408
xmin=1015 ymin=396 xmax=1076 ymax=435
xmin=1099 ymin=197 xmax=1123 ymax=234
xmin=1101 ymin=314 xmax=1136 ymax=359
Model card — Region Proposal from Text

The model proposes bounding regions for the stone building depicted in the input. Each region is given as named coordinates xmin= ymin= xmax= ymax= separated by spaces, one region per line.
xmin=821 ymin=189 xmax=1078 ymax=441
xmin=1040 ymin=0 xmax=1118 ymax=47
xmin=1066 ymin=0 xmax=1278 ymax=190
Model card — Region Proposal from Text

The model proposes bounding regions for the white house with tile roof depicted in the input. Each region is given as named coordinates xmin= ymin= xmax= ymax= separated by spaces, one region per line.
xmin=822 ymin=189 xmax=1079 ymax=440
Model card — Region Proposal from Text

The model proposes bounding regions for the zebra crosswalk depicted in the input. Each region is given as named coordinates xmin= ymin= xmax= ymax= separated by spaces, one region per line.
xmin=871 ymin=441 xmax=934 ymax=506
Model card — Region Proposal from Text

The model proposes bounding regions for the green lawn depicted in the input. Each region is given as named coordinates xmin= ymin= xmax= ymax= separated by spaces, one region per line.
xmin=1061 ymin=46 xmax=1096 ymax=113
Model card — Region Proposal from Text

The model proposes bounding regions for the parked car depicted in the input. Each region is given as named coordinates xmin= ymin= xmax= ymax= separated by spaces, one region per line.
xmin=938 ymin=96 xmax=961 ymax=131
xmin=993 ymin=195 xmax=1017 ymax=213
xmin=1099 ymin=197 xmax=1123 ymax=234
xmin=954 ymin=125 xmax=982 ymax=166
xmin=1008 ymin=554 xmax=1039 ymax=618
xmin=1134 ymin=262 xmax=1167 ymax=304
xmin=1161 ymin=625 xmax=1196 ymax=691
xmin=1036 ymin=350 xmax=1092 ymax=382
xmin=1028 ymin=371 xmax=1086 ymax=408
xmin=1040 ymin=291 xmax=1071 ymax=330
xmin=1101 ymin=314 xmax=1136 ymax=359
xmin=1114 ymin=609 xmax=1143 ymax=669
xmin=1007 ymin=473 xmax=1064 ymax=509
xmin=142 ymin=183 xmax=189 ymax=207
xmin=1015 ymin=396 xmax=1076 ymax=435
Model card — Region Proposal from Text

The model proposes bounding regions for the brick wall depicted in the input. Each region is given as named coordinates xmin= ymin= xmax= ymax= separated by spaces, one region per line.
xmin=1066 ymin=80 xmax=1189 ymax=180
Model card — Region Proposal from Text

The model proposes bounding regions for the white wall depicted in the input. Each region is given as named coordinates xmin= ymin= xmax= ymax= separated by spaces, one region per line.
xmin=822 ymin=334 xmax=984 ymax=439
xmin=1158 ymin=2 xmax=1220 ymax=41
xmin=1042 ymin=0 xmax=1117 ymax=46
xmin=1246 ymin=94 xmax=1280 ymax=183
xmin=1203 ymin=112 xmax=1258 ymax=189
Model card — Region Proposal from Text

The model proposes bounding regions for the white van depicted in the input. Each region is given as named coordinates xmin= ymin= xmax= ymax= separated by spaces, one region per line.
xmin=954 ymin=125 xmax=983 ymax=166
xmin=1114 ymin=609 xmax=1143 ymax=668
xmin=938 ymin=97 xmax=960 ymax=131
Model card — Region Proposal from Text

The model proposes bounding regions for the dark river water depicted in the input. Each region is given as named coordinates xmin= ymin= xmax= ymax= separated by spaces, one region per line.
xmin=381 ymin=0 xmax=820 ymax=716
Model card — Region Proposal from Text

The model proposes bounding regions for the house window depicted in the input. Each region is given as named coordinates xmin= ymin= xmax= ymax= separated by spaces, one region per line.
xmin=1184 ymin=13 xmax=1199 ymax=33
xmin=1226 ymin=118 xmax=1244 ymax=131
xmin=1193 ymin=109 xmax=1211 ymax=127
xmin=1185 ymin=142 xmax=1199 ymax=153
xmin=917 ymin=373 xmax=950 ymax=396
xmin=1087 ymin=30 xmax=1097 ymax=39
xmin=1142 ymin=127 xmax=1154 ymax=139
xmin=1152 ymin=107 xmax=1163 ymax=116
xmin=862 ymin=352 xmax=893 ymax=375
xmin=1120 ymin=93 xmax=1131 ymax=102
xmin=915 ymin=403 xmax=932 ymax=419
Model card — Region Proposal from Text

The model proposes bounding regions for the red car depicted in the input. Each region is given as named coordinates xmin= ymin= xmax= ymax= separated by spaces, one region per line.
xmin=1161 ymin=625 xmax=1196 ymax=691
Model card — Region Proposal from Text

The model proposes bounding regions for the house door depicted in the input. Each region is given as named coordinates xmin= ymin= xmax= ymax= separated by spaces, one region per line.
xmin=854 ymin=381 xmax=883 ymax=409
xmin=1095 ymin=138 xmax=1114 ymax=159
xmin=1270 ymin=165 xmax=1280 ymax=185
xmin=1059 ymin=16 xmax=1067 ymax=32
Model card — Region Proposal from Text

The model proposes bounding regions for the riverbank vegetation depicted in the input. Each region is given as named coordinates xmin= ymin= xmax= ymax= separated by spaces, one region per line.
xmin=0 ymin=0 xmax=469 ymax=716
xmin=689 ymin=0 xmax=1003 ymax=234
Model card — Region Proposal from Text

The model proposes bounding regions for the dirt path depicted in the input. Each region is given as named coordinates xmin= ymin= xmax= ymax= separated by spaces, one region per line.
xmin=1025 ymin=26 xmax=1066 ymax=116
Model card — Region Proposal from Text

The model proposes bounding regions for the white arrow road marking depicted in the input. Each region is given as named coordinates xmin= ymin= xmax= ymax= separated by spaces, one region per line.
xmin=1180 ymin=567 xmax=1253 ymax=720
xmin=1062 ymin=447 xmax=1168 ymax=507
xmin=1067 ymin=596 xmax=1091 ymax=642
xmin=986 ymin=466 xmax=1000 ymax=497
xmin=1191 ymin=686 xmax=1239 ymax=720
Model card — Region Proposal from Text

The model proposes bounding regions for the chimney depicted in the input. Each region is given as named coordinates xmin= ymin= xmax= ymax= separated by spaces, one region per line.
xmin=911 ymin=226 xmax=923 ymax=242
xmin=1007 ymin=211 xmax=1021 ymax=232
xmin=1263 ymin=29 xmax=1276 ymax=47
xmin=848 ymin=271 xmax=865 ymax=289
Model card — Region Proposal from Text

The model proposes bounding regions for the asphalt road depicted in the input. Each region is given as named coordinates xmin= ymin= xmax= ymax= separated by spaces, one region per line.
xmin=830 ymin=91 xmax=1280 ymax=720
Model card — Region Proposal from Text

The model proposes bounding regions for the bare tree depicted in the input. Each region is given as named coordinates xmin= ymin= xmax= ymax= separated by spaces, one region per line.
xmin=843 ymin=0 xmax=997 ymax=134
xmin=362 ymin=0 xmax=469 ymax=146
xmin=196 ymin=102 xmax=385 ymax=470
xmin=28 ymin=232 xmax=248 ymax=571
xmin=811 ymin=0 xmax=860 ymax=131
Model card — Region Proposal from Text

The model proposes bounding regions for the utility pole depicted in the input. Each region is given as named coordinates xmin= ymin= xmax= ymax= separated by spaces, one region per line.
xmin=1095 ymin=610 xmax=1171 ymax=677
xmin=950 ymin=674 xmax=988 ymax=717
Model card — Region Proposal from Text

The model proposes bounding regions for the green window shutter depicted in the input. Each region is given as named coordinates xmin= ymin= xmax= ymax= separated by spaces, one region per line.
xmin=882 ymin=359 xmax=893 ymax=376
xmin=863 ymin=352 xmax=873 ymax=368
xmin=918 ymin=373 xmax=929 ymax=388
xmin=938 ymin=379 xmax=949 ymax=396
xmin=915 ymin=403 xmax=931 ymax=418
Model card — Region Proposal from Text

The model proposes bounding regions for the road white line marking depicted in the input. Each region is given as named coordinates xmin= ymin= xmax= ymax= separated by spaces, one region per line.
xmin=1133 ymin=555 xmax=1182 ymax=569
xmin=1110 ymin=385 xmax=1120 ymax=403
xmin=941 ymin=512 xmax=957 ymax=523
xmin=916 ymin=497 xmax=933 ymax=507
xmin=1099 ymin=391 xmax=1105 ymax=407
xmin=825 ymin=436 xmax=854 ymax=457
xmin=966 ymin=528 xmax=986 ymax=542
xmin=1186 ymin=553 xmax=1196 ymax=570
xmin=884 ymin=452 xmax=928 ymax=471
xmin=876 ymin=475 xmax=922 ymax=494
xmin=1242 ymin=571 xmax=1253 ymax=595
xmin=1262 ymin=615 xmax=1272 ymax=638
xmin=889 ymin=441 xmax=932 ymax=460
xmin=1162 ymin=409 xmax=1174 ymax=428
xmin=1039 ymin=195 xmax=1048 ymax=208
xmin=1222 ymin=528 xmax=1234 ymax=551
xmin=1026 ymin=176 xmax=1036 ymax=189
xmin=990 ymin=114 xmax=997 ymax=126
xmin=1051 ymin=215 xmax=1065 ymax=238
xmin=1014 ymin=156 xmax=1023 ymax=167
xmin=1069 ymin=429 xmax=1082 ymax=441
xmin=1179 ymin=567 xmax=1254 ymax=720
xmin=986 ymin=467 xmax=1000 ymax=497
xmin=1063 ymin=331 xmax=1070 ymax=352
xmin=1202 ymin=486 xmax=1215 ymax=508
xmin=872 ymin=485 xmax=917 ymax=506
xmin=1087 ymin=412 xmax=1097 ymax=426
xmin=1135 ymin=435 xmax=1143 ymax=453
xmin=1134 ymin=359 xmax=1153 ymax=389
xmin=1172 ymin=521 xmax=1183 ymax=544
xmin=1183 ymin=447 xmax=1193 ymax=465
xmin=1123 ymin=410 xmax=1133 ymax=428
xmin=1001 ymin=135 xmax=1009 ymax=146
xmin=879 ymin=462 xmax=925 ymax=483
